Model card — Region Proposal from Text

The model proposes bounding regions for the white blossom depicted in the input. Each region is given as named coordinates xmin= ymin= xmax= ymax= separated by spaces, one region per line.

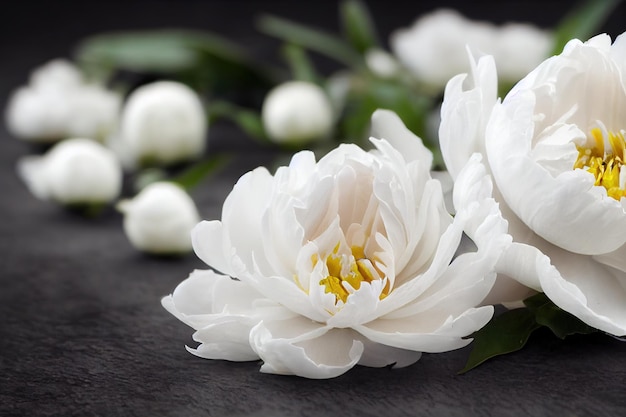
xmin=262 ymin=81 xmax=334 ymax=144
xmin=5 ymin=59 xmax=121 ymax=143
xmin=162 ymin=110 xmax=508 ymax=378
xmin=439 ymin=33 xmax=626 ymax=335
xmin=390 ymin=9 xmax=552 ymax=89
xmin=117 ymin=81 xmax=207 ymax=167
xmin=18 ymin=138 xmax=122 ymax=205
xmin=365 ymin=48 xmax=400 ymax=79
xmin=117 ymin=182 xmax=200 ymax=255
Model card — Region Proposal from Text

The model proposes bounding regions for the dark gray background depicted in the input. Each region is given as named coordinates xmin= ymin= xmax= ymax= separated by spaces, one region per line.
xmin=2 ymin=1 xmax=626 ymax=416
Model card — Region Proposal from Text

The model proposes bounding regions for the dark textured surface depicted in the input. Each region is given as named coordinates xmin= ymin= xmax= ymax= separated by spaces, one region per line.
xmin=2 ymin=1 xmax=626 ymax=416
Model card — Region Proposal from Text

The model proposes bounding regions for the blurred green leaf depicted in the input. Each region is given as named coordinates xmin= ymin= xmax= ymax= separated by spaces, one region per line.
xmin=338 ymin=77 xmax=432 ymax=149
xmin=65 ymin=202 xmax=108 ymax=218
xmin=258 ymin=14 xmax=364 ymax=68
xmin=552 ymin=0 xmax=623 ymax=55
xmin=172 ymin=154 xmax=232 ymax=190
xmin=282 ymin=44 xmax=320 ymax=83
xmin=210 ymin=101 xmax=269 ymax=143
xmin=340 ymin=0 xmax=380 ymax=54
xmin=459 ymin=308 xmax=541 ymax=374
xmin=524 ymin=293 xmax=597 ymax=339
xmin=75 ymin=30 xmax=279 ymax=94
xmin=75 ymin=31 xmax=200 ymax=74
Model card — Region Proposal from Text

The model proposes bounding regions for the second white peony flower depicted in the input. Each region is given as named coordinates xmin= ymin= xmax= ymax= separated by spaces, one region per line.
xmin=162 ymin=110 xmax=508 ymax=378
xmin=439 ymin=33 xmax=626 ymax=336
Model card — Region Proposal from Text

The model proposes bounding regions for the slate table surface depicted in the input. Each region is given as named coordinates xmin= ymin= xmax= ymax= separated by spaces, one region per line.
xmin=2 ymin=1 xmax=626 ymax=416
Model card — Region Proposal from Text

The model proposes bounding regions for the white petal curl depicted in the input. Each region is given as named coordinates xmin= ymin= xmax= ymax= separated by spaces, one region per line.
xmin=250 ymin=317 xmax=364 ymax=379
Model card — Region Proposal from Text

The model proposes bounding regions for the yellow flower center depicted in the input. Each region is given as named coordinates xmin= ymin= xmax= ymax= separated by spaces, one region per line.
xmin=574 ymin=127 xmax=626 ymax=200
xmin=317 ymin=243 xmax=389 ymax=304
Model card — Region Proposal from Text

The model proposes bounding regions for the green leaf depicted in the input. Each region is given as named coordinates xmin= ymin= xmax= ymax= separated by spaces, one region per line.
xmin=74 ymin=30 xmax=279 ymax=93
xmin=551 ymin=0 xmax=623 ymax=55
xmin=338 ymin=77 xmax=432 ymax=148
xmin=172 ymin=154 xmax=232 ymax=190
xmin=210 ymin=101 xmax=269 ymax=143
xmin=459 ymin=308 xmax=541 ymax=374
xmin=524 ymin=293 xmax=597 ymax=339
xmin=282 ymin=44 xmax=320 ymax=83
xmin=64 ymin=202 xmax=108 ymax=218
xmin=257 ymin=14 xmax=364 ymax=68
xmin=340 ymin=0 xmax=380 ymax=54
xmin=75 ymin=30 xmax=201 ymax=75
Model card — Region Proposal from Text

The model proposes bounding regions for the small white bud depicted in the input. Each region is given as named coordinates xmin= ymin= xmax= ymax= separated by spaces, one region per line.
xmin=5 ymin=59 xmax=121 ymax=143
xmin=262 ymin=81 xmax=334 ymax=144
xmin=118 ymin=81 xmax=207 ymax=167
xmin=365 ymin=48 xmax=399 ymax=79
xmin=117 ymin=182 xmax=200 ymax=255
xmin=18 ymin=138 xmax=122 ymax=205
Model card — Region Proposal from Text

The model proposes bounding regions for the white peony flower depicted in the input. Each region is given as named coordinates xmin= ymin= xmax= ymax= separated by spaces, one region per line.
xmin=439 ymin=34 xmax=626 ymax=335
xmin=390 ymin=9 xmax=552 ymax=89
xmin=5 ymin=59 xmax=121 ymax=143
xmin=17 ymin=138 xmax=122 ymax=205
xmin=117 ymin=81 xmax=207 ymax=167
xmin=261 ymin=81 xmax=334 ymax=145
xmin=162 ymin=110 xmax=509 ymax=379
xmin=117 ymin=182 xmax=200 ymax=255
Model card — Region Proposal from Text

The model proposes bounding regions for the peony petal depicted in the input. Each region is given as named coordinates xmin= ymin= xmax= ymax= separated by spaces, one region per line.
xmin=538 ymin=245 xmax=626 ymax=336
xmin=191 ymin=220 xmax=235 ymax=277
xmin=439 ymin=53 xmax=497 ymax=179
xmin=161 ymin=269 xmax=266 ymax=329
xmin=611 ymin=33 xmax=626 ymax=86
xmin=494 ymin=242 xmax=544 ymax=293
xmin=252 ymin=272 xmax=330 ymax=323
xmin=295 ymin=175 xmax=336 ymax=241
xmin=162 ymin=270 xmax=277 ymax=361
xmin=385 ymin=249 xmax=497 ymax=320
xmin=355 ymin=306 xmax=494 ymax=353
xmin=261 ymin=192 xmax=305 ymax=278
xmin=486 ymin=47 xmax=626 ymax=255
xmin=221 ymin=167 xmax=275 ymax=275
xmin=260 ymin=152 xmax=316 ymax=277
xmin=593 ymin=243 xmax=626 ymax=273
xmin=250 ymin=317 xmax=364 ymax=379
xmin=372 ymin=202 xmax=466 ymax=319
xmin=327 ymin=278 xmax=386 ymax=328
xmin=370 ymin=109 xmax=433 ymax=166
xmin=452 ymin=153 xmax=495 ymax=239
xmin=358 ymin=338 xmax=422 ymax=369
xmin=396 ymin=179 xmax=450 ymax=283
xmin=188 ymin=317 xmax=259 ymax=361
xmin=162 ymin=269 xmax=223 ymax=317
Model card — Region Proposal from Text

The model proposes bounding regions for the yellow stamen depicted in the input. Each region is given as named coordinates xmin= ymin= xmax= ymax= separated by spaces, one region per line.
xmin=317 ymin=243 xmax=389 ymax=304
xmin=574 ymin=128 xmax=626 ymax=200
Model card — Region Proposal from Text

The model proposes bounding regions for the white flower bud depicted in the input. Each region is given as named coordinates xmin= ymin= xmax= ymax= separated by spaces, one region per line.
xmin=18 ymin=138 xmax=122 ymax=205
xmin=390 ymin=9 xmax=552 ymax=88
xmin=365 ymin=48 xmax=399 ymax=79
xmin=5 ymin=59 xmax=121 ymax=143
xmin=117 ymin=182 xmax=200 ymax=255
xmin=262 ymin=81 xmax=334 ymax=144
xmin=118 ymin=81 xmax=207 ymax=167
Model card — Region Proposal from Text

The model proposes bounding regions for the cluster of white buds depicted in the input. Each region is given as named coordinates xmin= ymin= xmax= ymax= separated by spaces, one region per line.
xmin=9 ymin=59 xmax=207 ymax=255
xmin=5 ymin=59 xmax=121 ymax=143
